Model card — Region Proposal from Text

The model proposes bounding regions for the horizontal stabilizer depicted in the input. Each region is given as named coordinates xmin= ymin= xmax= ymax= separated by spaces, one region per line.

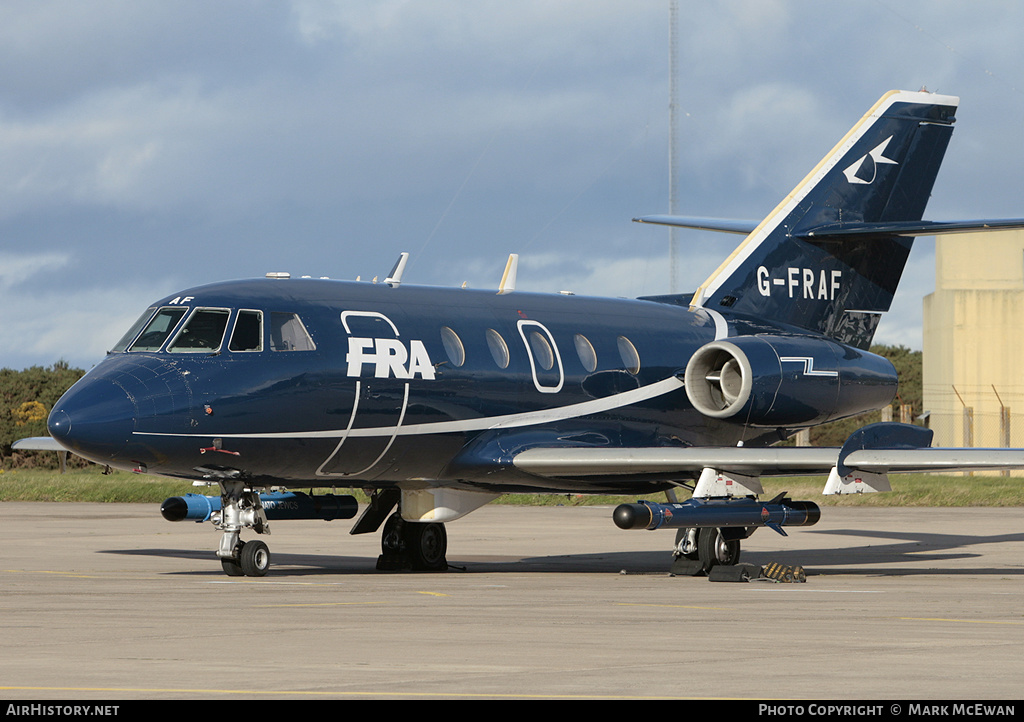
xmin=799 ymin=218 xmax=1024 ymax=240
xmin=632 ymin=215 xmax=758 ymax=235
xmin=635 ymin=216 xmax=1024 ymax=241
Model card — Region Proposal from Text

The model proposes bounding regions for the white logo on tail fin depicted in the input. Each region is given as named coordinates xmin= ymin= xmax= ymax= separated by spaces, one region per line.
xmin=843 ymin=136 xmax=898 ymax=185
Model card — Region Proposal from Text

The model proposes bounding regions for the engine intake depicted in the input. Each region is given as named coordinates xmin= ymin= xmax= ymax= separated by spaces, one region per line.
xmin=684 ymin=335 xmax=897 ymax=427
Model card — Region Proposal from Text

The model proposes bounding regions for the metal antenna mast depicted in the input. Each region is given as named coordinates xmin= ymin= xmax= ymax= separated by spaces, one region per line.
xmin=668 ymin=0 xmax=679 ymax=293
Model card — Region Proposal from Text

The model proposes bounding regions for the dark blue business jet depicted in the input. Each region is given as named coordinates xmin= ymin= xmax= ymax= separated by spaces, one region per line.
xmin=20 ymin=90 xmax=1024 ymax=577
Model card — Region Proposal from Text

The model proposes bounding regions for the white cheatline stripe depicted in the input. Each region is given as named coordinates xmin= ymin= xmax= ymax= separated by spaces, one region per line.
xmin=133 ymin=376 xmax=686 ymax=441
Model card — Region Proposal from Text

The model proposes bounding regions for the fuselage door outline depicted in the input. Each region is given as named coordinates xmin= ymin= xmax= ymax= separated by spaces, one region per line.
xmin=316 ymin=310 xmax=410 ymax=478
xmin=517 ymin=319 xmax=564 ymax=394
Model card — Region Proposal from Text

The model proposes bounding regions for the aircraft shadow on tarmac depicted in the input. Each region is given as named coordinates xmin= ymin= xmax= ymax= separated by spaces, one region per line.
xmin=101 ymin=525 xmax=1024 ymax=578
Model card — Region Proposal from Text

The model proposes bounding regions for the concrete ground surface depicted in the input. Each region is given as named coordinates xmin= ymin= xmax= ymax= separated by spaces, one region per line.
xmin=0 ymin=501 xmax=1021 ymax=700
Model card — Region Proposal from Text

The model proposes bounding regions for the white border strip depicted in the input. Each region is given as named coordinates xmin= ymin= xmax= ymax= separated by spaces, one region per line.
xmin=134 ymin=375 xmax=685 ymax=441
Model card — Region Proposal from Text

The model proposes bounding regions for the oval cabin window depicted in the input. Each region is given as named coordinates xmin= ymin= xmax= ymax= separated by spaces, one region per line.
xmin=486 ymin=328 xmax=510 ymax=369
xmin=617 ymin=335 xmax=640 ymax=375
xmin=440 ymin=326 xmax=466 ymax=367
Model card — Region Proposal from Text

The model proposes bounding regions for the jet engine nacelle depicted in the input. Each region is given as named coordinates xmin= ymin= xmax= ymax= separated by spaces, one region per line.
xmin=683 ymin=335 xmax=897 ymax=427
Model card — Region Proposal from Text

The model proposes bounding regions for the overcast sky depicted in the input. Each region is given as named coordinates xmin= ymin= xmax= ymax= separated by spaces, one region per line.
xmin=2 ymin=1 xmax=1022 ymax=370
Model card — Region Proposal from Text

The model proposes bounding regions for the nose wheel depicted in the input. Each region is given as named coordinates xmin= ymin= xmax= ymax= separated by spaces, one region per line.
xmin=220 ymin=540 xmax=271 ymax=577
xmin=215 ymin=481 xmax=272 ymax=577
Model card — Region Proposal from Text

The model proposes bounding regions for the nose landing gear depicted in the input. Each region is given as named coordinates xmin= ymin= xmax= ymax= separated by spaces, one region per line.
xmin=215 ymin=481 xmax=271 ymax=578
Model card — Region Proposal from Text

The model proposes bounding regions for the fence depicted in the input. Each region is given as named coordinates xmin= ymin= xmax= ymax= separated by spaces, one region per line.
xmin=925 ymin=384 xmax=1024 ymax=476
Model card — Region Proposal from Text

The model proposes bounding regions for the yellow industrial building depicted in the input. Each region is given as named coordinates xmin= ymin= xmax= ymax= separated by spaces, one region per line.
xmin=923 ymin=229 xmax=1024 ymax=453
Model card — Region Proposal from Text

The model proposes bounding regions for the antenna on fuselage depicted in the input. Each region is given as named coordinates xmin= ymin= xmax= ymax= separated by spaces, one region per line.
xmin=385 ymin=252 xmax=410 ymax=287
xmin=498 ymin=253 xmax=518 ymax=294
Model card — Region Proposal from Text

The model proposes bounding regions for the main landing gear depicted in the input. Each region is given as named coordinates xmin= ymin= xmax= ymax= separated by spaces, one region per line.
xmin=672 ymin=526 xmax=743 ymax=576
xmin=377 ymin=513 xmax=449 ymax=572
xmin=353 ymin=488 xmax=449 ymax=572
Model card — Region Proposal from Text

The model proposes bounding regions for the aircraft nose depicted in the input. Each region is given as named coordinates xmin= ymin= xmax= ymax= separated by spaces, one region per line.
xmin=49 ymin=379 xmax=137 ymax=464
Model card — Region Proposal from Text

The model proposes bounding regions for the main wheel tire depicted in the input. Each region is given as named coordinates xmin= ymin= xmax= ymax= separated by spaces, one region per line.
xmin=404 ymin=522 xmax=448 ymax=572
xmin=240 ymin=539 xmax=270 ymax=577
xmin=381 ymin=513 xmax=405 ymax=554
xmin=221 ymin=541 xmax=245 ymax=577
xmin=697 ymin=527 xmax=740 ymax=573
xmin=221 ymin=558 xmax=245 ymax=577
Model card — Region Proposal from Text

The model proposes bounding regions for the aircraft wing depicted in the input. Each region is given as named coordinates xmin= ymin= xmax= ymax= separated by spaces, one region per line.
xmin=513 ymin=446 xmax=839 ymax=477
xmin=12 ymin=437 xmax=66 ymax=452
xmin=513 ymin=423 xmax=1024 ymax=497
xmin=12 ymin=436 xmax=71 ymax=473
xmin=513 ymin=445 xmax=1024 ymax=477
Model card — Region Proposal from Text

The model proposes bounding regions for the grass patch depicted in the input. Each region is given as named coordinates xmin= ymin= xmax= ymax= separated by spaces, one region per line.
xmin=0 ymin=467 xmax=1020 ymax=506
xmin=0 ymin=467 xmax=198 ymax=503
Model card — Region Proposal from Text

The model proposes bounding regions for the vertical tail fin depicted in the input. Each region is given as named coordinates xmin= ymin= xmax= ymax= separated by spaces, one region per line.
xmin=693 ymin=90 xmax=959 ymax=348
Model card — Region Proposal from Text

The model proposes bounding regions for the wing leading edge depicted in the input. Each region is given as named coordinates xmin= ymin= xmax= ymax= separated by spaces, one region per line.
xmin=513 ymin=444 xmax=1024 ymax=476
xmin=12 ymin=437 xmax=66 ymax=452
xmin=512 ymin=423 xmax=1024 ymax=496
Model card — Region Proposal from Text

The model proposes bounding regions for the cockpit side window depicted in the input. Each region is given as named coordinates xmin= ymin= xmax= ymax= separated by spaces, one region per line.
xmin=270 ymin=312 xmax=316 ymax=352
xmin=111 ymin=307 xmax=157 ymax=353
xmin=167 ymin=309 xmax=231 ymax=353
xmin=229 ymin=310 xmax=263 ymax=352
xmin=128 ymin=307 xmax=188 ymax=352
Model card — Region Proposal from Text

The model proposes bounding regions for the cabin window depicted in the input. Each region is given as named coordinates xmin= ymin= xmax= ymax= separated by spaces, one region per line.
xmin=573 ymin=334 xmax=597 ymax=373
xmin=229 ymin=310 xmax=263 ymax=352
xmin=617 ymin=335 xmax=640 ymax=374
xmin=440 ymin=326 xmax=465 ymax=367
xmin=167 ymin=309 xmax=230 ymax=353
xmin=129 ymin=307 xmax=188 ymax=352
xmin=111 ymin=307 xmax=156 ymax=352
xmin=486 ymin=328 xmax=509 ymax=369
xmin=270 ymin=313 xmax=316 ymax=351
xmin=528 ymin=331 xmax=555 ymax=371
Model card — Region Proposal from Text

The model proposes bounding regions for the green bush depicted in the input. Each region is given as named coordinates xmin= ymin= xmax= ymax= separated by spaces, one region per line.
xmin=1 ymin=362 xmax=85 ymax=469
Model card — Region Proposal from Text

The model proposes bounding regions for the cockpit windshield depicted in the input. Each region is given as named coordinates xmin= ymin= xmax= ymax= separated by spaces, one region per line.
xmin=114 ymin=305 xmax=315 ymax=354
xmin=110 ymin=307 xmax=156 ymax=353
xmin=167 ymin=309 xmax=230 ymax=353
xmin=128 ymin=307 xmax=188 ymax=352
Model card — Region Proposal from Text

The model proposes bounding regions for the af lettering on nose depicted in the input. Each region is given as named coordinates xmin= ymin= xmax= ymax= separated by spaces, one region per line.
xmin=346 ymin=337 xmax=435 ymax=380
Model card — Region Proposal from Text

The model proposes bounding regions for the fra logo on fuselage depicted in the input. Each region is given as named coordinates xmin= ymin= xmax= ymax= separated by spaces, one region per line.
xmin=346 ymin=337 xmax=436 ymax=380
xmin=757 ymin=266 xmax=842 ymax=300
